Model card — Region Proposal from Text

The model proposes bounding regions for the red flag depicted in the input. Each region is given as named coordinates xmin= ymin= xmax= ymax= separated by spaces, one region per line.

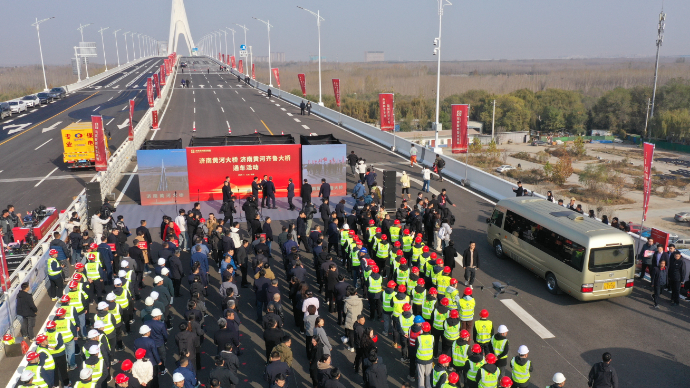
xmin=128 ymin=99 xmax=135 ymax=141
xmin=238 ymin=60 xmax=244 ymax=74
xmin=222 ymin=53 xmax=225 ymax=63
xmin=147 ymin=78 xmax=154 ymax=107
xmin=160 ymin=65 xmax=166 ymax=85
xmin=642 ymin=142 xmax=655 ymax=221
xmin=298 ymin=74 xmax=306 ymax=96
xmin=92 ymin=115 xmax=108 ymax=171
xmin=332 ymin=79 xmax=341 ymax=107
xmin=231 ymin=56 xmax=236 ymax=68
xmin=252 ymin=64 xmax=256 ymax=80
xmin=451 ymin=104 xmax=469 ymax=154
xmin=272 ymin=68 xmax=281 ymax=88
xmin=378 ymin=93 xmax=395 ymax=131
xmin=153 ymin=73 xmax=160 ymax=99
xmin=152 ymin=110 xmax=159 ymax=129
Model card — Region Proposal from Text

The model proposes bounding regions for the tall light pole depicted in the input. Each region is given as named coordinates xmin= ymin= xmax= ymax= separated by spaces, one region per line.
xmin=216 ymin=31 xmax=221 ymax=58
xmin=650 ymin=9 xmax=666 ymax=122
xmin=298 ymin=6 xmax=325 ymax=105
xmin=137 ymin=33 xmax=143 ymax=58
xmin=77 ymin=23 xmax=93 ymax=78
xmin=235 ymin=24 xmax=249 ymax=76
xmin=432 ymin=0 xmax=451 ymax=152
xmin=252 ymin=17 xmax=273 ymax=87
xmin=32 ymin=17 xmax=54 ymax=91
xmin=226 ymin=28 xmax=236 ymax=66
xmin=130 ymin=32 xmax=136 ymax=60
xmin=222 ymin=29 xmax=228 ymax=59
xmin=98 ymin=27 xmax=109 ymax=71
xmin=113 ymin=29 xmax=121 ymax=67
xmin=123 ymin=32 xmax=130 ymax=62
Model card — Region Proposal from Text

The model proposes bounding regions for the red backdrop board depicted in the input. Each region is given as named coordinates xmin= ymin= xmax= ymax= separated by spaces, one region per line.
xmin=451 ymin=104 xmax=469 ymax=154
xmin=128 ymin=99 xmax=135 ymax=141
xmin=186 ymin=145 xmax=302 ymax=201
xmin=152 ymin=110 xmax=159 ymax=129
xmin=92 ymin=115 xmax=108 ymax=171
xmin=379 ymin=93 xmax=395 ymax=131
xmin=332 ymin=79 xmax=341 ymax=107
xmin=298 ymin=74 xmax=306 ymax=96
xmin=160 ymin=65 xmax=166 ymax=85
xmin=651 ymin=228 xmax=669 ymax=250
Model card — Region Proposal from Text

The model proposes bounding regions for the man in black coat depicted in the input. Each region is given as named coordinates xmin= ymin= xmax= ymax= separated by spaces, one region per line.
xmin=264 ymin=177 xmax=277 ymax=209
xmin=49 ymin=231 xmax=70 ymax=260
xmin=365 ymin=355 xmax=389 ymax=388
xmin=335 ymin=277 xmax=350 ymax=325
xmin=262 ymin=319 xmax=285 ymax=360
xmin=16 ymin=282 xmax=38 ymax=340
xmin=292 ymin=260 xmax=307 ymax=283
xmin=128 ymin=243 xmax=146 ymax=290
xmin=214 ymin=318 xmax=239 ymax=353
xmin=251 ymin=177 xmax=261 ymax=203
xmin=235 ymin=240 xmax=250 ymax=288
xmin=442 ymin=240 xmax=457 ymax=271
xmin=287 ymin=179 xmax=296 ymax=211
xmin=136 ymin=220 xmax=153 ymax=247
xmin=347 ymin=151 xmax=359 ymax=175
xmin=209 ymin=357 xmax=240 ymax=387
xmin=319 ymin=179 xmax=331 ymax=201
xmin=249 ymin=214 xmax=263 ymax=240
xmin=222 ymin=181 xmax=233 ymax=203
xmin=254 ymin=270 xmax=272 ymax=321
xmin=260 ymin=175 xmax=269 ymax=208
xmin=319 ymin=199 xmax=331 ymax=229
xmin=264 ymin=352 xmax=290 ymax=386
xmin=296 ymin=212 xmax=311 ymax=253
xmin=462 ymin=241 xmax=480 ymax=287
xmin=263 ymin=217 xmax=274 ymax=258
xmin=301 ymin=179 xmax=312 ymax=210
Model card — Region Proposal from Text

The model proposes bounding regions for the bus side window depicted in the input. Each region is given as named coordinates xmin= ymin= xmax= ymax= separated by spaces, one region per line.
xmin=491 ymin=209 xmax=504 ymax=228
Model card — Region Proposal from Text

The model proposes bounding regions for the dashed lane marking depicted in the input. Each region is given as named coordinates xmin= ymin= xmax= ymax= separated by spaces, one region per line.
xmin=34 ymin=167 xmax=58 ymax=187
xmin=294 ymin=118 xmax=301 ymax=122
xmin=242 ymin=98 xmax=245 ymax=101
xmin=286 ymin=113 xmax=293 ymax=116
xmin=302 ymin=125 xmax=310 ymax=130
xmin=34 ymin=138 xmax=52 ymax=150
xmin=221 ymin=107 xmax=225 ymax=112
xmin=281 ymin=108 xmax=286 ymax=111
xmin=250 ymin=107 xmax=254 ymax=112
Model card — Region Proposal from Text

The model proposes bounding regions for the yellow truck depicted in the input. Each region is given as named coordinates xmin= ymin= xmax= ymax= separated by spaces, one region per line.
xmin=61 ymin=122 xmax=109 ymax=169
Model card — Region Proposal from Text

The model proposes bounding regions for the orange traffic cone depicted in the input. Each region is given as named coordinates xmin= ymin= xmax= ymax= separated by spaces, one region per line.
xmin=228 ymin=127 xmax=232 ymax=135
xmin=254 ymin=129 xmax=258 ymax=134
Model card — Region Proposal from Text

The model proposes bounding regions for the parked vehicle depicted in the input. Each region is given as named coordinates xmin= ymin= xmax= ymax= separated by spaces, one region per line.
xmin=21 ymin=95 xmax=40 ymax=107
xmin=49 ymin=87 xmax=67 ymax=99
xmin=613 ymin=138 xmax=624 ymax=143
xmin=673 ymin=239 xmax=689 ymax=249
xmin=496 ymin=165 xmax=515 ymax=173
xmin=36 ymin=93 xmax=53 ymax=104
xmin=0 ymin=102 xmax=11 ymax=120
xmin=8 ymin=100 xmax=27 ymax=113
xmin=675 ymin=212 xmax=690 ymax=222
xmin=62 ymin=122 xmax=110 ymax=169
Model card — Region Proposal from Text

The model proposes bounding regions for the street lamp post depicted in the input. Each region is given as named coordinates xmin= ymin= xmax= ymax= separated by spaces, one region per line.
xmin=123 ymin=32 xmax=130 ymax=62
xmin=137 ymin=33 xmax=142 ymax=58
xmin=113 ymin=29 xmax=121 ymax=67
xmin=130 ymin=32 xmax=136 ymax=60
xmin=77 ymin=23 xmax=93 ymax=78
xmin=222 ymin=29 xmax=228 ymax=60
xmin=650 ymin=10 xmax=666 ymax=122
xmin=432 ymin=0 xmax=451 ymax=153
xmin=31 ymin=17 xmax=54 ymax=91
xmin=252 ymin=17 xmax=273 ymax=87
xmin=235 ymin=24 xmax=249 ymax=76
xmin=226 ymin=28 xmax=236 ymax=67
xmin=98 ymin=27 xmax=109 ymax=71
xmin=298 ymin=6 xmax=325 ymax=106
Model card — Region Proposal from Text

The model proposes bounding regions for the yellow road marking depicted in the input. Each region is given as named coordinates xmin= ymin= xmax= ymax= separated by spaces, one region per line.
xmin=0 ymin=93 xmax=99 ymax=147
xmin=260 ymin=120 xmax=274 ymax=135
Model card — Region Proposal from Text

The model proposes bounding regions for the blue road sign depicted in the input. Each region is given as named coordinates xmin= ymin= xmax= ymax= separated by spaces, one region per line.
xmin=240 ymin=44 xmax=246 ymax=51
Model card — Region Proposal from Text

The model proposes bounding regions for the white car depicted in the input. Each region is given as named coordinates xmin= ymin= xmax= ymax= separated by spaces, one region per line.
xmin=8 ymin=100 xmax=27 ymax=113
xmin=613 ymin=138 xmax=624 ymax=143
xmin=674 ymin=212 xmax=690 ymax=222
xmin=496 ymin=165 xmax=515 ymax=173
xmin=21 ymin=95 xmax=41 ymax=107
xmin=673 ymin=239 xmax=689 ymax=249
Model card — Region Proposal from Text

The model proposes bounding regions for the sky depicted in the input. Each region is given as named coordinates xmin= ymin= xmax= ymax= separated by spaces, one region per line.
xmin=1 ymin=0 xmax=689 ymax=66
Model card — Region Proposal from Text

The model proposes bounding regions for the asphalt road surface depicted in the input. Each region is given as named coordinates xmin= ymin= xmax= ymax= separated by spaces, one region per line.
xmin=2 ymin=57 xmax=688 ymax=388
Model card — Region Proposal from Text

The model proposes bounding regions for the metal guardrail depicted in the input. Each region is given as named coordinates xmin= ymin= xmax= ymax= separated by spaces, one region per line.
xmin=63 ymin=56 xmax=153 ymax=93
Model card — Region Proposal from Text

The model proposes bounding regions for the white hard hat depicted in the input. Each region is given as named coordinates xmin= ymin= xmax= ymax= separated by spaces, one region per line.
xmin=118 ymin=270 xmax=127 ymax=278
xmin=121 ymin=261 xmax=129 ymax=268
xmin=139 ymin=325 xmax=151 ymax=334
xmin=113 ymin=278 xmax=122 ymax=286
xmin=88 ymin=329 xmax=99 ymax=338
xmin=93 ymin=321 xmax=105 ymax=329
xmin=80 ymin=368 xmax=93 ymax=380
xmin=518 ymin=345 xmax=529 ymax=355
xmin=97 ymin=302 xmax=109 ymax=310
xmin=150 ymin=291 xmax=159 ymax=300
xmin=161 ymin=268 xmax=169 ymax=275
xmin=497 ymin=325 xmax=508 ymax=334
xmin=154 ymin=276 xmax=163 ymax=284
xmin=553 ymin=373 xmax=566 ymax=384
xmin=106 ymin=292 xmax=116 ymax=301
xmin=158 ymin=258 xmax=166 ymax=265
xmin=89 ymin=345 xmax=100 ymax=355
xmin=343 ymin=224 xmax=349 ymax=229
xmin=173 ymin=373 xmax=185 ymax=383
xmin=145 ymin=297 xmax=154 ymax=306
xmin=20 ymin=370 xmax=35 ymax=382
xmin=151 ymin=308 xmax=163 ymax=317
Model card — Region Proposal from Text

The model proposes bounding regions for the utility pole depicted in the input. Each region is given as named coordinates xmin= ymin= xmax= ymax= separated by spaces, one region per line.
xmin=98 ymin=27 xmax=109 ymax=71
xmin=113 ymin=29 xmax=121 ymax=67
xmin=432 ymin=0 xmax=451 ymax=153
xmin=491 ymin=99 xmax=496 ymax=140
xmin=32 ymin=17 xmax=54 ymax=91
xmin=298 ymin=6 xmax=325 ymax=105
xmin=123 ymin=32 xmax=130 ymax=62
xmin=235 ymin=24 xmax=249 ymax=77
xmin=253 ymin=17 xmax=274 ymax=87
xmin=644 ymin=98 xmax=652 ymax=140
xmin=650 ymin=9 xmax=666 ymax=119
xmin=226 ymin=28 xmax=236 ymax=67
xmin=77 ymin=23 xmax=93 ymax=78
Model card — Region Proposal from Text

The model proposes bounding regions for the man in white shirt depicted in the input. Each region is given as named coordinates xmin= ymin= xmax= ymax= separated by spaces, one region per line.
xmin=175 ymin=209 xmax=189 ymax=252
xmin=421 ymin=166 xmax=431 ymax=193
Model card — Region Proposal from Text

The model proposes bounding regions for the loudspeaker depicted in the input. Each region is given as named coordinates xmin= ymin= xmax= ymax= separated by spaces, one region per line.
xmin=382 ymin=170 xmax=397 ymax=209
xmin=85 ymin=182 xmax=102 ymax=219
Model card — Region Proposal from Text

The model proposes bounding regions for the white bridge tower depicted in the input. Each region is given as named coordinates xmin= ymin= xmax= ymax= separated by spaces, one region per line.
xmin=168 ymin=0 xmax=194 ymax=55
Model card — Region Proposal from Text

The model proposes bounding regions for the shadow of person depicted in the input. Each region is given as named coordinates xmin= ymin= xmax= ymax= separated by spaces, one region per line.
xmin=581 ymin=348 xmax=690 ymax=387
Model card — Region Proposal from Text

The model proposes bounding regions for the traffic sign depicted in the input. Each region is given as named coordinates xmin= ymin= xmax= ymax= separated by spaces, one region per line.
xmin=239 ymin=50 xmax=248 ymax=57
xmin=240 ymin=44 xmax=246 ymax=51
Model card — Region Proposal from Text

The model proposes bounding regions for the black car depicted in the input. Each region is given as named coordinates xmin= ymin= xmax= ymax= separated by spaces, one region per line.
xmin=49 ymin=87 xmax=67 ymax=99
xmin=36 ymin=93 xmax=53 ymax=104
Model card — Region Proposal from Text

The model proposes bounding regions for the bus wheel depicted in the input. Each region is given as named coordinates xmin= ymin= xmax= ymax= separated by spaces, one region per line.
xmin=545 ymin=273 xmax=560 ymax=295
xmin=493 ymin=240 xmax=505 ymax=259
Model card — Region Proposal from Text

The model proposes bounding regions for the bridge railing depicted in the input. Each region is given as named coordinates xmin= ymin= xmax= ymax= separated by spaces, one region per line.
xmin=63 ymin=56 xmax=155 ymax=93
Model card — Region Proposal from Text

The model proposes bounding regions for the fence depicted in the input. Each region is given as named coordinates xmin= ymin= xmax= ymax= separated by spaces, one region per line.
xmin=63 ymin=56 xmax=152 ymax=93
xmin=649 ymin=140 xmax=690 ymax=154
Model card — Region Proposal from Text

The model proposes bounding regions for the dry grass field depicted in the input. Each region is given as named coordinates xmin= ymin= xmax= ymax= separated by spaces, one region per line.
xmin=0 ymin=64 xmax=104 ymax=101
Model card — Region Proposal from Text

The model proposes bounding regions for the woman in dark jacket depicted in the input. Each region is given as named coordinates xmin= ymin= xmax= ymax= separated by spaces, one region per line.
xmin=359 ymin=328 xmax=378 ymax=381
xmin=289 ymin=278 xmax=305 ymax=330
xmin=309 ymin=336 xmax=326 ymax=388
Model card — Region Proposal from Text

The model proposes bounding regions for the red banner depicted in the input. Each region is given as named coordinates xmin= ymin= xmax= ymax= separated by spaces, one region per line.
xmin=451 ymin=104 xmax=469 ymax=154
xmin=252 ymin=64 xmax=255 ymax=80
xmin=231 ymin=56 xmax=235 ymax=68
xmin=642 ymin=142 xmax=655 ymax=221
xmin=153 ymin=73 xmax=160 ymax=99
xmin=379 ymin=93 xmax=395 ymax=131
xmin=128 ymin=99 xmax=135 ymax=141
xmin=332 ymin=79 xmax=341 ymax=108
xmin=187 ymin=145 xmax=302 ymax=201
xmin=152 ymin=110 xmax=159 ymax=129
xmin=298 ymin=74 xmax=306 ymax=96
xmin=238 ymin=60 xmax=244 ymax=74
xmin=92 ymin=115 xmax=108 ymax=171
xmin=147 ymin=78 xmax=154 ymax=107
xmin=222 ymin=54 xmax=225 ymax=63
xmin=272 ymin=68 xmax=281 ymax=88
xmin=160 ymin=65 xmax=166 ymax=85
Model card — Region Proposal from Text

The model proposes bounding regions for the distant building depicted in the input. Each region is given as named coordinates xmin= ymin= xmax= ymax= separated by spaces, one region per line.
xmin=364 ymin=51 xmax=384 ymax=62
xmin=253 ymin=52 xmax=285 ymax=63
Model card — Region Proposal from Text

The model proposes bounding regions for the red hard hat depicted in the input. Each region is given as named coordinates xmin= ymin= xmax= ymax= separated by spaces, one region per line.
xmin=448 ymin=372 xmax=460 ymax=384
xmin=403 ymin=229 xmax=410 ymax=235
xmin=422 ymin=322 xmax=431 ymax=332
xmin=75 ymin=263 xmax=85 ymax=269
xmin=464 ymin=287 xmax=473 ymax=296
xmin=430 ymin=252 xmax=437 ymax=259
xmin=356 ymin=240 xmax=363 ymax=245
xmin=500 ymin=376 xmax=514 ymax=388
xmin=369 ymin=219 xmax=375 ymax=225
xmin=417 ymin=278 xmax=425 ymax=286
xmin=403 ymin=303 xmax=412 ymax=312
xmin=411 ymin=266 xmax=419 ymax=273
xmin=3 ymin=334 xmax=13 ymax=341
xmin=417 ymin=233 xmax=423 ymax=239
xmin=72 ymin=273 xmax=83 ymax=281
xmin=381 ymin=234 xmax=388 ymax=240
xmin=429 ymin=287 xmax=438 ymax=295
xmin=88 ymin=253 xmax=96 ymax=261
xmin=415 ymin=236 xmax=422 ymax=243
xmin=116 ymin=374 xmax=130 ymax=384
xmin=400 ymin=258 xmax=407 ymax=265
xmin=396 ymin=250 xmax=404 ymax=256
xmin=422 ymin=246 xmax=430 ymax=252
xmin=55 ymin=308 xmax=66 ymax=316
xmin=394 ymin=241 xmax=401 ymax=247
xmin=434 ymin=258 xmax=442 ymax=266
xmin=443 ymin=266 xmax=451 ymax=273
xmin=449 ymin=309 xmax=459 ymax=319
xmin=348 ymin=230 xmax=355 ymax=236
xmin=371 ymin=266 xmax=379 ymax=273
xmin=398 ymin=285 xmax=407 ymax=293
xmin=135 ymin=348 xmax=147 ymax=359
xmin=366 ymin=259 xmax=375 ymax=266
xmin=450 ymin=278 xmax=458 ymax=285
xmin=90 ymin=243 xmax=98 ymax=250
xmin=46 ymin=321 xmax=57 ymax=329
xmin=480 ymin=309 xmax=489 ymax=318
xmin=485 ymin=353 xmax=497 ymax=364
xmin=438 ymin=354 xmax=451 ymax=364
xmin=387 ymin=280 xmax=397 ymax=289
xmin=472 ymin=344 xmax=482 ymax=353
xmin=26 ymin=352 xmax=39 ymax=361
xmin=49 ymin=249 xmax=58 ymax=256
xmin=35 ymin=335 xmax=47 ymax=343
xmin=121 ymin=359 xmax=134 ymax=371
xmin=394 ymin=219 xmax=401 ymax=225
xmin=460 ymin=329 xmax=470 ymax=338
xmin=60 ymin=295 xmax=71 ymax=303
xmin=376 ymin=227 xmax=382 ymax=233
xmin=441 ymin=297 xmax=450 ymax=306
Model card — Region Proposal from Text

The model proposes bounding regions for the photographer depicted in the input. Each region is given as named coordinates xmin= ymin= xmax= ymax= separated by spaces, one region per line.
xmin=0 ymin=210 xmax=13 ymax=244
xmin=91 ymin=210 xmax=110 ymax=243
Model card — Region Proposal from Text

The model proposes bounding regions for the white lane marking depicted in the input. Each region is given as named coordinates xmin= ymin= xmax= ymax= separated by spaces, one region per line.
xmin=214 ymin=91 xmax=216 ymax=94
xmin=270 ymin=100 xmax=275 ymax=102
xmin=30 ymin=109 xmax=37 ymax=112
xmin=275 ymin=104 xmax=280 ymax=106
xmin=286 ymin=113 xmax=293 ymax=116
xmin=250 ymin=107 xmax=255 ymax=112
xmin=4 ymin=120 xmax=13 ymax=123
xmin=226 ymin=120 xmax=230 ymax=128
xmin=194 ymin=107 xmax=196 ymax=114
xmin=114 ymin=165 xmax=138 ymax=207
xmin=93 ymin=106 xmax=101 ymax=112
xmin=500 ymin=299 xmax=555 ymax=339
xmin=75 ymin=119 xmax=82 ymax=123
xmin=107 ymin=97 xmax=113 ymax=101
xmin=221 ymin=107 xmax=225 ymax=112
xmin=242 ymin=98 xmax=245 ymax=101
xmin=34 ymin=167 xmax=58 ymax=187
xmin=41 ymin=121 xmax=62 ymax=133
xmin=121 ymin=105 xmax=127 ymax=111
xmin=217 ymin=98 xmax=220 ymax=102
xmin=302 ymin=125 xmax=310 ymax=130
xmin=294 ymin=118 xmax=301 ymax=122
xmin=235 ymin=91 xmax=238 ymax=94
xmin=106 ymin=118 xmax=115 ymax=125
xmin=17 ymin=114 xmax=27 ymax=118
xmin=194 ymin=98 xmax=195 ymax=103
xmin=281 ymin=108 xmax=286 ymax=111
xmin=34 ymin=139 xmax=52 ymax=150
xmin=117 ymin=119 xmax=130 ymax=129
xmin=193 ymin=91 xmax=195 ymax=94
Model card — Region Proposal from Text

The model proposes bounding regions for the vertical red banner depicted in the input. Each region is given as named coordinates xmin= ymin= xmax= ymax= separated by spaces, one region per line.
xmin=238 ymin=60 xmax=244 ymax=74
xmin=231 ymin=56 xmax=235 ymax=68
xmin=160 ymin=65 xmax=166 ymax=85
xmin=128 ymin=99 xmax=135 ymax=141
xmin=298 ymin=74 xmax=306 ymax=96
xmin=147 ymin=78 xmax=154 ymax=107
xmin=378 ymin=93 xmax=395 ymax=131
xmin=272 ymin=68 xmax=281 ymax=88
xmin=152 ymin=110 xmax=159 ymax=129
xmin=92 ymin=115 xmax=108 ymax=171
xmin=332 ymin=79 xmax=341 ymax=108
xmin=153 ymin=73 xmax=160 ymax=99
xmin=252 ymin=64 xmax=255 ymax=80
xmin=451 ymin=104 xmax=469 ymax=154
xmin=642 ymin=142 xmax=655 ymax=221
xmin=222 ymin=54 xmax=225 ymax=63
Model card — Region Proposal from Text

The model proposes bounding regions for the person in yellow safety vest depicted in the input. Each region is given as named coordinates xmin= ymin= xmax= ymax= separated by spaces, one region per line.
xmin=490 ymin=325 xmax=510 ymax=370
xmin=432 ymin=353 xmax=452 ymax=387
xmin=366 ymin=266 xmax=384 ymax=321
xmin=391 ymin=284 xmax=410 ymax=348
xmin=18 ymin=369 xmax=37 ymax=388
xmin=2 ymin=333 xmax=14 ymax=346
xmin=416 ymin=322 xmax=435 ymax=388
xmin=479 ymin=353 xmax=500 ymax=388
xmin=42 ymin=321 xmax=70 ymax=388
xmin=366 ymin=219 xmax=377 ymax=244
xmin=46 ymin=249 xmax=64 ymax=302
xmin=401 ymin=229 xmax=413 ymax=262
xmin=411 ymin=278 xmax=427 ymax=316
xmin=376 ymin=234 xmax=390 ymax=267
xmin=85 ymin=252 xmax=106 ymax=302
xmin=389 ymin=250 xmax=402 ymax=279
xmin=113 ymin=278 xmax=133 ymax=332
xmin=362 ymin=258 xmax=375 ymax=294
xmin=382 ymin=280 xmax=397 ymax=336
xmin=474 ymin=309 xmax=494 ymax=356
xmin=34 ymin=334 xmax=56 ymax=373
xmin=82 ymin=344 xmax=107 ymax=388
xmin=431 ymin=259 xmax=445 ymax=292
xmin=74 ymin=367 xmax=97 ymax=388
xmin=94 ymin=302 xmax=116 ymax=343
xmin=106 ymin=293 xmax=124 ymax=351
xmin=397 ymin=303 xmax=415 ymax=362
xmin=340 ymin=224 xmax=350 ymax=248
xmin=452 ymin=330 xmax=471 ymax=383
xmin=25 ymin=351 xmax=52 ymax=388
xmin=83 ymin=327 xmax=109 ymax=362
xmin=437 ymin=266 xmax=452 ymax=296
xmin=499 ymin=376 xmax=514 ymax=388
xmin=411 ymin=237 xmax=425 ymax=268
xmin=459 ymin=287 xmax=476 ymax=336
xmin=346 ymin=232 xmax=357 ymax=270
xmin=390 ymin=241 xmax=402 ymax=267
xmin=407 ymin=266 xmax=420 ymax=296
xmin=70 ymin=273 xmax=91 ymax=307
xmin=351 ymin=242 xmax=363 ymax=289
xmin=442 ymin=309 xmax=462 ymax=355
xmin=446 ymin=278 xmax=460 ymax=310
xmin=389 ymin=219 xmax=401 ymax=242
xmin=431 ymin=297 xmax=450 ymax=357
xmin=466 ymin=344 xmax=486 ymax=388
xmin=444 ymin=372 xmax=462 ymax=388
xmin=421 ymin=287 xmax=438 ymax=323
xmin=419 ymin=250 xmax=432 ymax=281
xmin=510 ymin=345 xmax=532 ymax=388
xmin=372 ymin=229 xmax=383 ymax=254
xmin=53 ymin=308 xmax=78 ymax=371
xmin=394 ymin=258 xmax=411 ymax=285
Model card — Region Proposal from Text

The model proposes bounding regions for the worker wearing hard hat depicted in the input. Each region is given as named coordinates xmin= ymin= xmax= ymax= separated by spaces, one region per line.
xmin=510 ymin=345 xmax=533 ymax=388
xmin=473 ymin=309 xmax=494 ymax=356
xmin=549 ymin=373 xmax=566 ymax=388
xmin=490 ymin=325 xmax=510 ymax=369
xmin=478 ymin=353 xmax=501 ymax=388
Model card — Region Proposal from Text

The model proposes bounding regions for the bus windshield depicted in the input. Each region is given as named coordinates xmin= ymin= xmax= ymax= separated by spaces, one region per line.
xmin=588 ymin=245 xmax=634 ymax=272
